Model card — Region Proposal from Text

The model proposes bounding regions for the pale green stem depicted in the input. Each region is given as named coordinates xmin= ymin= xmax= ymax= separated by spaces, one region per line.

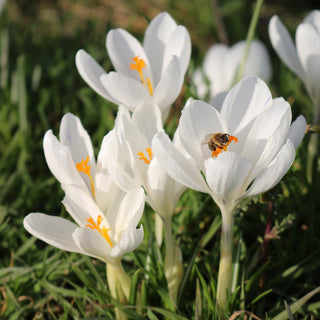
xmin=307 ymin=100 xmax=320 ymax=184
xmin=155 ymin=213 xmax=164 ymax=247
xmin=233 ymin=0 xmax=264 ymax=84
xmin=107 ymin=259 xmax=132 ymax=320
xmin=216 ymin=205 xmax=235 ymax=312
xmin=163 ymin=215 xmax=183 ymax=304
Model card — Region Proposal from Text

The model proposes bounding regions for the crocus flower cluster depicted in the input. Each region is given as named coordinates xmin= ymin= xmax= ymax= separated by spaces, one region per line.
xmin=23 ymin=9 xmax=309 ymax=318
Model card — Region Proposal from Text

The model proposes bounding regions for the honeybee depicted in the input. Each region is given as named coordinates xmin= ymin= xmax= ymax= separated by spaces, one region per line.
xmin=201 ymin=133 xmax=238 ymax=157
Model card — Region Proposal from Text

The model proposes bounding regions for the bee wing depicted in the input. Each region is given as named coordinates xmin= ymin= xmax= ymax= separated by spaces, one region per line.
xmin=201 ymin=134 xmax=214 ymax=145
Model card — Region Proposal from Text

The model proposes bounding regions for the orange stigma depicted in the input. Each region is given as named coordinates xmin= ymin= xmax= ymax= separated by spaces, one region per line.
xmin=86 ymin=215 xmax=113 ymax=247
xmin=129 ymin=56 xmax=153 ymax=96
xmin=138 ymin=147 xmax=153 ymax=164
xmin=212 ymin=136 xmax=238 ymax=158
xmin=76 ymin=156 xmax=96 ymax=199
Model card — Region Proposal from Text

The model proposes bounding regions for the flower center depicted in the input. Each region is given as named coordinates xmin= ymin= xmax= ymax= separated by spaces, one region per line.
xmin=129 ymin=56 xmax=153 ymax=96
xmin=76 ymin=156 xmax=96 ymax=199
xmin=86 ymin=215 xmax=113 ymax=247
xmin=138 ymin=147 xmax=153 ymax=164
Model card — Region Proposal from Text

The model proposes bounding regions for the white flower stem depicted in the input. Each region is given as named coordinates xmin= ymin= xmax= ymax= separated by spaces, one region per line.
xmin=216 ymin=205 xmax=235 ymax=312
xmin=107 ymin=260 xmax=132 ymax=320
xmin=163 ymin=215 xmax=183 ymax=304
xmin=155 ymin=213 xmax=164 ymax=247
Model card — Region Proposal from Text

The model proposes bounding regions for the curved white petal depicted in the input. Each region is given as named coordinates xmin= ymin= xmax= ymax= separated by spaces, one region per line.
xmin=204 ymin=152 xmax=252 ymax=206
xmin=132 ymin=102 xmax=163 ymax=142
xmin=43 ymin=130 xmax=86 ymax=188
xmin=59 ymin=113 xmax=96 ymax=193
xmin=75 ymin=49 xmax=114 ymax=101
xmin=152 ymin=131 xmax=211 ymax=194
xmin=147 ymin=157 xmax=185 ymax=218
xmin=62 ymin=184 xmax=108 ymax=227
xmin=72 ymin=227 xmax=111 ymax=262
xmin=106 ymin=28 xmax=153 ymax=82
xmin=244 ymin=140 xmax=295 ymax=197
xmin=179 ymin=99 xmax=225 ymax=167
xmin=203 ymin=44 xmax=229 ymax=96
xmin=113 ymin=188 xmax=145 ymax=237
xmin=100 ymin=72 xmax=151 ymax=110
xmin=143 ymin=12 xmax=178 ymax=84
xmin=303 ymin=10 xmax=320 ymax=33
xmin=152 ymin=56 xmax=183 ymax=120
xmin=296 ymin=23 xmax=320 ymax=101
xmin=221 ymin=76 xmax=273 ymax=134
xmin=288 ymin=115 xmax=307 ymax=149
xmin=243 ymin=40 xmax=272 ymax=82
xmin=24 ymin=213 xmax=84 ymax=254
xmin=193 ymin=68 xmax=208 ymax=99
xmin=162 ymin=25 xmax=191 ymax=77
xmin=268 ymin=16 xmax=305 ymax=81
xmin=109 ymin=226 xmax=144 ymax=258
xmin=239 ymin=98 xmax=291 ymax=169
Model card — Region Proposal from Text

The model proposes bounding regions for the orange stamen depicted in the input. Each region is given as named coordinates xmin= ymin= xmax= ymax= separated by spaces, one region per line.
xmin=86 ymin=215 xmax=113 ymax=247
xmin=211 ymin=135 xmax=238 ymax=158
xmin=129 ymin=56 xmax=153 ymax=96
xmin=138 ymin=147 xmax=153 ymax=164
xmin=76 ymin=156 xmax=96 ymax=199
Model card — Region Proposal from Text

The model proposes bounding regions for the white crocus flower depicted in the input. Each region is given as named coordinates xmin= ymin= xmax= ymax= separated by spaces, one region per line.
xmin=23 ymin=113 xmax=145 ymax=310
xmin=152 ymin=76 xmax=306 ymax=309
xmin=76 ymin=11 xmax=191 ymax=121
xmin=269 ymin=11 xmax=320 ymax=109
xmin=193 ymin=40 xmax=271 ymax=106
xmin=269 ymin=10 xmax=320 ymax=183
xmin=105 ymin=102 xmax=185 ymax=301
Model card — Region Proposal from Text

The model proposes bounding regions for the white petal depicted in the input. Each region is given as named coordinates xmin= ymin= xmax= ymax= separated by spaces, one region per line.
xmin=43 ymin=130 xmax=86 ymax=188
xmin=179 ymin=99 xmax=225 ymax=167
xmin=62 ymin=184 xmax=108 ymax=228
xmin=162 ymin=25 xmax=191 ymax=77
xmin=59 ymin=113 xmax=96 ymax=194
xmin=24 ymin=213 xmax=84 ymax=254
xmin=72 ymin=227 xmax=111 ymax=262
xmin=239 ymin=98 xmax=291 ymax=169
xmin=106 ymin=28 xmax=153 ymax=83
xmin=143 ymin=12 xmax=178 ymax=84
xmin=193 ymin=68 xmax=208 ymax=99
xmin=152 ymin=56 xmax=183 ymax=121
xmin=296 ymin=23 xmax=320 ymax=100
xmin=204 ymin=152 xmax=252 ymax=206
xmin=203 ymin=44 xmax=230 ymax=96
xmin=113 ymin=188 xmax=145 ymax=236
xmin=132 ymin=102 xmax=163 ymax=142
xmin=152 ymin=131 xmax=211 ymax=194
xmin=100 ymin=72 xmax=151 ymax=110
xmin=268 ymin=16 xmax=305 ymax=81
xmin=303 ymin=10 xmax=320 ymax=33
xmin=243 ymin=40 xmax=272 ymax=82
xmin=210 ymin=91 xmax=228 ymax=111
xmin=147 ymin=157 xmax=185 ymax=218
xmin=220 ymin=76 xmax=273 ymax=134
xmin=245 ymin=140 xmax=295 ymax=197
xmin=288 ymin=115 xmax=307 ymax=149
xmin=75 ymin=49 xmax=114 ymax=101
xmin=110 ymin=226 xmax=144 ymax=258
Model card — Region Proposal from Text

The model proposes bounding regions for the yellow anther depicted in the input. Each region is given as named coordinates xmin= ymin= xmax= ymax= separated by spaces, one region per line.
xmin=138 ymin=147 xmax=153 ymax=164
xmin=76 ymin=156 xmax=96 ymax=199
xmin=86 ymin=215 xmax=113 ymax=248
xmin=129 ymin=56 xmax=153 ymax=96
